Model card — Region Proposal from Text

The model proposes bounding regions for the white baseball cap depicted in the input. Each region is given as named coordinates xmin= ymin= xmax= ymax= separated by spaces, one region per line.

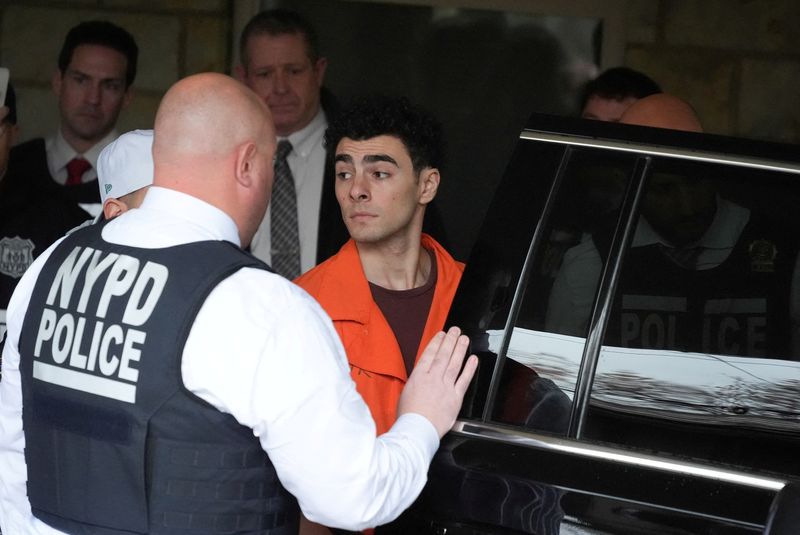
xmin=97 ymin=129 xmax=154 ymax=203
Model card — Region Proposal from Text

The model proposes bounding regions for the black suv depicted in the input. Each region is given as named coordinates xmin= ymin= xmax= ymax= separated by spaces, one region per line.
xmin=387 ymin=114 xmax=800 ymax=534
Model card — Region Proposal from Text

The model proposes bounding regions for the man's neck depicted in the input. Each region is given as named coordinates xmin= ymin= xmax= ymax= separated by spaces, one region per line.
xmin=357 ymin=234 xmax=430 ymax=291
xmin=61 ymin=126 xmax=105 ymax=155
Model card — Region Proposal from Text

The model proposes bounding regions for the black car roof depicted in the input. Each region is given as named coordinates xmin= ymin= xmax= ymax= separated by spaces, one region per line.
xmin=523 ymin=112 xmax=800 ymax=173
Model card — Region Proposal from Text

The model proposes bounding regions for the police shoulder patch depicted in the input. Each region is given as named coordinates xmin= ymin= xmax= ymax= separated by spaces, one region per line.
xmin=0 ymin=236 xmax=36 ymax=278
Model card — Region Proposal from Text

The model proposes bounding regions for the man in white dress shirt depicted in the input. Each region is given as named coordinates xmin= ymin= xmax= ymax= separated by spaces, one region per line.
xmin=0 ymin=73 xmax=477 ymax=534
xmin=236 ymin=9 xmax=340 ymax=276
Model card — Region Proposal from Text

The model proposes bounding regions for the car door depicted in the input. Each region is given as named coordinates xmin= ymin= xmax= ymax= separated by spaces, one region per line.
xmin=381 ymin=116 xmax=800 ymax=534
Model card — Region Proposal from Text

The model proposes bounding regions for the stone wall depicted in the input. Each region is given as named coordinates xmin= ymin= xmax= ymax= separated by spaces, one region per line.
xmin=0 ymin=0 xmax=232 ymax=143
xmin=624 ymin=0 xmax=800 ymax=143
xmin=1 ymin=0 xmax=797 ymax=145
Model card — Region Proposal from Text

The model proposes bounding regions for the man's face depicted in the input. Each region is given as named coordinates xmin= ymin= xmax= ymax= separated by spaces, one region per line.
xmin=53 ymin=44 xmax=131 ymax=147
xmin=238 ymin=32 xmax=326 ymax=137
xmin=641 ymin=173 xmax=717 ymax=247
xmin=334 ymin=135 xmax=436 ymax=245
xmin=582 ymin=95 xmax=639 ymax=122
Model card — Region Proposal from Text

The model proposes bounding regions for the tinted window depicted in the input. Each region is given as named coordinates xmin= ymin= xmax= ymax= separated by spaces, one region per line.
xmin=582 ymin=156 xmax=800 ymax=476
xmin=449 ymin=139 xmax=565 ymax=419
xmin=484 ymin=147 xmax=640 ymax=433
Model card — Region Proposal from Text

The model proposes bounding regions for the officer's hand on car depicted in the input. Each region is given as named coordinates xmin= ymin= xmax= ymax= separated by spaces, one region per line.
xmin=398 ymin=327 xmax=479 ymax=438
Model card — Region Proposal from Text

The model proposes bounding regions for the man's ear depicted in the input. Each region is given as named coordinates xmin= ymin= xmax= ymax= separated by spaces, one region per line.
xmin=234 ymin=141 xmax=259 ymax=188
xmin=103 ymin=198 xmax=128 ymax=220
xmin=313 ymin=57 xmax=328 ymax=87
xmin=418 ymin=167 xmax=440 ymax=205
xmin=121 ymin=86 xmax=134 ymax=110
xmin=52 ymin=70 xmax=63 ymax=97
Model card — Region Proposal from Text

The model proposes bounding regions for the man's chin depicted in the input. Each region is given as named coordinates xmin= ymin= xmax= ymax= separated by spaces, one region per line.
xmin=347 ymin=228 xmax=382 ymax=245
xmin=273 ymin=120 xmax=301 ymax=137
xmin=69 ymin=122 xmax=113 ymax=143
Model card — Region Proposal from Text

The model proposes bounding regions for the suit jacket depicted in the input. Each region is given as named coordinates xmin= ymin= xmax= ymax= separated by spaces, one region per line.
xmin=11 ymin=138 xmax=101 ymax=206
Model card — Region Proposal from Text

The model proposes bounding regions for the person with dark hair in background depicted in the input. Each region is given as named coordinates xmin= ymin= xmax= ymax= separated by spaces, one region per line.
xmin=0 ymin=82 xmax=89 ymax=354
xmin=580 ymin=66 xmax=661 ymax=122
xmin=236 ymin=9 xmax=448 ymax=279
xmin=12 ymin=20 xmax=138 ymax=217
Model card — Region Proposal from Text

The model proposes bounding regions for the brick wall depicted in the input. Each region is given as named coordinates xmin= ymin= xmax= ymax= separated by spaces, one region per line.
xmin=624 ymin=0 xmax=800 ymax=143
xmin=0 ymin=0 xmax=232 ymax=143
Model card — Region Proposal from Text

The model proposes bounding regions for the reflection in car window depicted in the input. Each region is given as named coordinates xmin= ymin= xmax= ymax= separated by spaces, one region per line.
xmin=599 ymin=159 xmax=800 ymax=359
xmin=448 ymin=139 xmax=565 ymax=419
xmin=490 ymin=149 xmax=639 ymax=433
xmin=583 ymin=157 xmax=800 ymax=476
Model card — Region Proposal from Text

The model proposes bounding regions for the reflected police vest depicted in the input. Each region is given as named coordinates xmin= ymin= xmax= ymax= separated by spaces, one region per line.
xmin=597 ymin=216 xmax=795 ymax=358
xmin=19 ymin=221 xmax=299 ymax=534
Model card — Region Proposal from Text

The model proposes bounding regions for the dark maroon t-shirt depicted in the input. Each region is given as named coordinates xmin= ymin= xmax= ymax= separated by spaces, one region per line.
xmin=369 ymin=250 xmax=438 ymax=376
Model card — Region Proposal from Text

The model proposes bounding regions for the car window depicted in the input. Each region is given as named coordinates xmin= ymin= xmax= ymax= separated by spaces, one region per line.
xmin=583 ymin=156 xmax=800 ymax=476
xmin=450 ymin=138 xmax=567 ymax=419
xmin=484 ymin=147 xmax=641 ymax=433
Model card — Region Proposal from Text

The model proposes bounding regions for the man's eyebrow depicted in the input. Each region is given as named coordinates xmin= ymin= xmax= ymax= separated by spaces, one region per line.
xmin=334 ymin=154 xmax=353 ymax=164
xmin=66 ymin=67 xmax=125 ymax=84
xmin=363 ymin=154 xmax=398 ymax=166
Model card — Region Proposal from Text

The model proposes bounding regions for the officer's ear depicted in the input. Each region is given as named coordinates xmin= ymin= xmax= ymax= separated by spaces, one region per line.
xmin=103 ymin=198 xmax=128 ymax=220
xmin=234 ymin=141 xmax=259 ymax=189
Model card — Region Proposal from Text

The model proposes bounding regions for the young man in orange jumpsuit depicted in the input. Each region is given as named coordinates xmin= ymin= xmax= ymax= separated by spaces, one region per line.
xmin=295 ymin=95 xmax=463 ymax=436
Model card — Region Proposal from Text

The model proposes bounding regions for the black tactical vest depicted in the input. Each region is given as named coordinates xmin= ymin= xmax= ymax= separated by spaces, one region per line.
xmin=19 ymin=221 xmax=299 ymax=534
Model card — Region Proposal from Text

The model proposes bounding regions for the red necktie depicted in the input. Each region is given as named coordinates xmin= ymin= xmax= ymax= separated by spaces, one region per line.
xmin=65 ymin=157 xmax=91 ymax=186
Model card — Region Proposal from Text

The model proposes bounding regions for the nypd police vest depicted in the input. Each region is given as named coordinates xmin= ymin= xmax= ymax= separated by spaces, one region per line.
xmin=19 ymin=221 xmax=299 ymax=534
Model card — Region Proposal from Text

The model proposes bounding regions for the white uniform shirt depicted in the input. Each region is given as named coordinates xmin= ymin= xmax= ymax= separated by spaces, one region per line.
xmin=0 ymin=187 xmax=439 ymax=534
xmin=249 ymin=109 xmax=327 ymax=275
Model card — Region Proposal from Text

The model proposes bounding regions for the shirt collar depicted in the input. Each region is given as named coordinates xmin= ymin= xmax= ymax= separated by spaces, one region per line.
xmin=633 ymin=196 xmax=750 ymax=249
xmin=282 ymin=107 xmax=327 ymax=160
xmin=47 ymin=127 xmax=119 ymax=173
xmin=135 ymin=186 xmax=241 ymax=246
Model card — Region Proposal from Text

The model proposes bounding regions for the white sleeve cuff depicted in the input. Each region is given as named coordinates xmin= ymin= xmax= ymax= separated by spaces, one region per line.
xmin=389 ymin=412 xmax=440 ymax=462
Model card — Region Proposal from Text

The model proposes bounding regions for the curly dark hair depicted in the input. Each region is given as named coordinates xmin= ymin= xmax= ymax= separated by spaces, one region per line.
xmin=325 ymin=94 xmax=444 ymax=175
